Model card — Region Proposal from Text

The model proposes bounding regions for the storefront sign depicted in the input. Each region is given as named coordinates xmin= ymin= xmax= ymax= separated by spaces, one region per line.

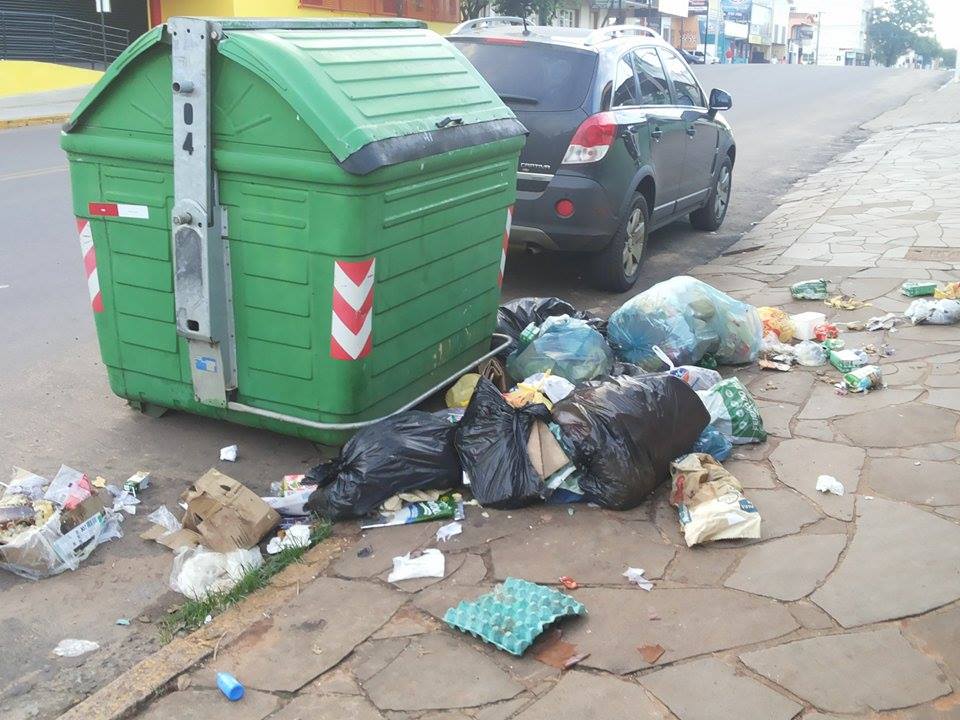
xmin=720 ymin=0 xmax=750 ymax=23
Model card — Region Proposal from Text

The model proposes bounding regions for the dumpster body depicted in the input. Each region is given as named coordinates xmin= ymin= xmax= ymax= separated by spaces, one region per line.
xmin=61 ymin=18 xmax=524 ymax=444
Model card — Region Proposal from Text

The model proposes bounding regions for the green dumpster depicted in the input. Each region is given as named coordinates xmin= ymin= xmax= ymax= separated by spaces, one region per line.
xmin=60 ymin=17 xmax=525 ymax=445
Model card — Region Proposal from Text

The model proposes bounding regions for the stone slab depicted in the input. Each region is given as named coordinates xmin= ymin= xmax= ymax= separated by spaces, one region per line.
xmin=756 ymin=400 xmax=796 ymax=438
xmin=863 ymin=457 xmax=960 ymax=506
xmin=333 ymin=523 xmax=436 ymax=579
xmin=489 ymin=511 xmax=675 ymax=583
xmin=798 ymin=383 xmax=922 ymax=421
xmin=904 ymin=604 xmax=960 ymax=679
xmin=740 ymin=627 xmax=951 ymax=713
xmin=561 ymin=587 xmax=798 ymax=674
xmin=513 ymin=670 xmax=668 ymax=720
xmin=749 ymin=371 xmax=816 ymax=406
xmin=666 ymin=546 xmax=741 ymax=585
xmin=269 ymin=694 xmax=384 ymax=720
xmin=642 ymin=657 xmax=802 ymax=720
xmin=787 ymin=601 xmax=835 ymax=630
xmin=137 ymin=689 xmax=280 ymax=720
xmin=926 ymin=389 xmax=960 ymax=412
xmin=835 ymin=404 xmax=958 ymax=448
xmin=793 ymin=419 xmax=838 ymax=442
xmin=770 ymin=439 xmax=864 ymax=521
xmin=364 ymin=633 xmax=522 ymax=711
xmin=724 ymin=534 xmax=847 ymax=601
xmin=722 ymin=460 xmax=777 ymax=489
xmin=207 ymin=578 xmax=405 ymax=693
xmin=748 ymin=488 xmax=823 ymax=541
xmin=813 ymin=497 xmax=960 ymax=627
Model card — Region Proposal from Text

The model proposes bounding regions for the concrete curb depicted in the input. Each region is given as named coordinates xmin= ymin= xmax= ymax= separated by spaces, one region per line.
xmin=57 ymin=537 xmax=347 ymax=720
xmin=0 ymin=113 xmax=70 ymax=130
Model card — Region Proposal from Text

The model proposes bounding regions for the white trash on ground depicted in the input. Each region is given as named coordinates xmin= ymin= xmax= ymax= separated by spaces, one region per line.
xmin=169 ymin=546 xmax=263 ymax=600
xmin=265 ymin=524 xmax=311 ymax=554
xmin=435 ymin=521 xmax=463 ymax=543
xmin=387 ymin=548 xmax=445 ymax=583
xmin=52 ymin=639 xmax=100 ymax=657
xmin=622 ymin=567 xmax=653 ymax=591
xmin=219 ymin=445 xmax=239 ymax=462
xmin=816 ymin=475 xmax=845 ymax=496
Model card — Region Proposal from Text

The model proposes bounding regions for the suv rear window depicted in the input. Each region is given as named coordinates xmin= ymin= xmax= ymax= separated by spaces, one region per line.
xmin=453 ymin=40 xmax=597 ymax=112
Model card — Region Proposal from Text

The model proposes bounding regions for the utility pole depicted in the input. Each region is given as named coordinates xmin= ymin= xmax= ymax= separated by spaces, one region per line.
xmin=814 ymin=11 xmax=822 ymax=65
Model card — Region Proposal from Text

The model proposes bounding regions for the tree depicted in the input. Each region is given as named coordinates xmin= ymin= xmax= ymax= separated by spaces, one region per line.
xmin=943 ymin=48 xmax=958 ymax=69
xmin=491 ymin=0 xmax=562 ymax=25
xmin=910 ymin=34 xmax=942 ymax=64
xmin=868 ymin=0 xmax=934 ymax=66
xmin=459 ymin=0 xmax=487 ymax=21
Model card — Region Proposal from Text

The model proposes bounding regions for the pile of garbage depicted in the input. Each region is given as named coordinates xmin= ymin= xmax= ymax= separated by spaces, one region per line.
xmin=0 ymin=466 xmax=133 ymax=580
xmin=305 ymin=277 xmax=769 ymax=549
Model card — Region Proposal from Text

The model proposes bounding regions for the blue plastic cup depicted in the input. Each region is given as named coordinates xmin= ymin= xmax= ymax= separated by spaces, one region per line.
xmin=216 ymin=672 xmax=244 ymax=701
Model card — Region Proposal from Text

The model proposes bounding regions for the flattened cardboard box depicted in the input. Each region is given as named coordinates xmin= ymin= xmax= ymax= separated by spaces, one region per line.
xmin=141 ymin=469 xmax=279 ymax=552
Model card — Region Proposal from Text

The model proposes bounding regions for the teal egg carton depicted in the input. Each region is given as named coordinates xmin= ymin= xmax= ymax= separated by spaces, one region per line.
xmin=443 ymin=577 xmax=587 ymax=656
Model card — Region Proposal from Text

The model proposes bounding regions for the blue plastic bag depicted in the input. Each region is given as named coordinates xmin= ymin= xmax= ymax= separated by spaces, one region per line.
xmin=607 ymin=276 xmax=763 ymax=371
xmin=690 ymin=425 xmax=733 ymax=461
xmin=507 ymin=315 xmax=614 ymax=384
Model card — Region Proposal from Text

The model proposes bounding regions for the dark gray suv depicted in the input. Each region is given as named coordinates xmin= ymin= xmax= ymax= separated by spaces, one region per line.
xmin=449 ymin=20 xmax=736 ymax=291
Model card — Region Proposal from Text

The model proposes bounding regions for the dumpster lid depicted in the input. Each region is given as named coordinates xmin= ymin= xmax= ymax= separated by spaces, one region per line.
xmin=66 ymin=19 xmax=525 ymax=175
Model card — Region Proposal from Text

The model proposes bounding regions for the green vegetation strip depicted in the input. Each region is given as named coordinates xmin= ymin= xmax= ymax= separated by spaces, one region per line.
xmin=159 ymin=521 xmax=331 ymax=643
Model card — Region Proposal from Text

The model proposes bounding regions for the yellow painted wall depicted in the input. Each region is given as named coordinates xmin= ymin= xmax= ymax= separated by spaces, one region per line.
xmin=0 ymin=61 xmax=103 ymax=98
xmin=160 ymin=0 xmax=455 ymax=34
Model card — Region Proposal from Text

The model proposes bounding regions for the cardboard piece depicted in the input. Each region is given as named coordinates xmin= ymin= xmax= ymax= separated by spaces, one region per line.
xmin=143 ymin=469 xmax=279 ymax=552
xmin=527 ymin=421 xmax=570 ymax=481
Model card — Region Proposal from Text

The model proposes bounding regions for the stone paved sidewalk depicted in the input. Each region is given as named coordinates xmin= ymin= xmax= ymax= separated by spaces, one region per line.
xmin=128 ymin=87 xmax=960 ymax=720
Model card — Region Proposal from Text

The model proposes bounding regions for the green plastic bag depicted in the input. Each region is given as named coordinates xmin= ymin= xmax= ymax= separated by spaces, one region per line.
xmin=696 ymin=378 xmax=767 ymax=445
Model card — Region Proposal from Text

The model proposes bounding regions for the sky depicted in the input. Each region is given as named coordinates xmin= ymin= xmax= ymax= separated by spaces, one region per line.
xmin=927 ymin=0 xmax=960 ymax=50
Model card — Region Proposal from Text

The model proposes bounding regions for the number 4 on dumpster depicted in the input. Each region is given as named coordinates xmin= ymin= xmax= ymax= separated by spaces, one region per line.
xmin=331 ymin=258 xmax=376 ymax=361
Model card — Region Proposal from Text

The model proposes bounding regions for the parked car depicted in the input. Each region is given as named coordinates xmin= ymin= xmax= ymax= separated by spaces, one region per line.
xmin=681 ymin=49 xmax=704 ymax=64
xmin=449 ymin=19 xmax=736 ymax=291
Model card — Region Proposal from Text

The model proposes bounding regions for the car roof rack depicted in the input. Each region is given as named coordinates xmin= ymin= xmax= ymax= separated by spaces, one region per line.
xmin=450 ymin=16 xmax=528 ymax=35
xmin=584 ymin=24 xmax=661 ymax=46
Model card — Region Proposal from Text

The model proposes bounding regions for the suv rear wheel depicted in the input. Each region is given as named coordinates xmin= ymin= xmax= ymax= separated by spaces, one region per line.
xmin=591 ymin=192 xmax=648 ymax=292
xmin=690 ymin=158 xmax=732 ymax=231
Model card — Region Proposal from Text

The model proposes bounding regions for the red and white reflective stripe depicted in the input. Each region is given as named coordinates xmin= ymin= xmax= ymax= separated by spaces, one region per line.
xmin=330 ymin=258 xmax=375 ymax=361
xmin=87 ymin=202 xmax=150 ymax=219
xmin=76 ymin=218 xmax=104 ymax=313
xmin=499 ymin=206 xmax=512 ymax=287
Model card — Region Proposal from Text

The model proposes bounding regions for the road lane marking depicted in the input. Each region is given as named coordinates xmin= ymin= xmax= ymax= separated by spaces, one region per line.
xmin=0 ymin=166 xmax=67 ymax=182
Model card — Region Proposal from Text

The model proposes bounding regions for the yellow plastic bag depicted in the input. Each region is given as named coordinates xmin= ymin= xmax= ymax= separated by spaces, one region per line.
xmin=757 ymin=307 xmax=795 ymax=342
xmin=504 ymin=384 xmax=552 ymax=410
xmin=934 ymin=281 xmax=960 ymax=300
xmin=445 ymin=374 xmax=480 ymax=408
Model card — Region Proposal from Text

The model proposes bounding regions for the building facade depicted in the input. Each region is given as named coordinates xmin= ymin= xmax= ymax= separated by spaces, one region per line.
xmin=791 ymin=0 xmax=873 ymax=66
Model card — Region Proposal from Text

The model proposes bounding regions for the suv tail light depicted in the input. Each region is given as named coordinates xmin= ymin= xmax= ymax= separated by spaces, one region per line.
xmin=562 ymin=112 xmax=617 ymax=165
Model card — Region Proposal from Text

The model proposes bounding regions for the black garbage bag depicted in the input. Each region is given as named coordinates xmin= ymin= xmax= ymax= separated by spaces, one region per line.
xmin=454 ymin=378 xmax=552 ymax=509
xmin=552 ymin=374 xmax=709 ymax=510
xmin=304 ymin=411 xmax=462 ymax=521
xmin=496 ymin=297 xmax=605 ymax=359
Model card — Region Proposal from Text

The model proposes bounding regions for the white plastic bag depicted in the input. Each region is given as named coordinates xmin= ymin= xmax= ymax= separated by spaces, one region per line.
xmin=43 ymin=465 xmax=92 ymax=508
xmin=652 ymin=345 xmax=721 ymax=391
xmin=387 ymin=548 xmax=445 ymax=583
xmin=265 ymin=524 xmax=311 ymax=555
xmin=6 ymin=467 xmax=49 ymax=500
xmin=795 ymin=340 xmax=827 ymax=367
xmin=170 ymin=546 xmax=263 ymax=600
xmin=52 ymin=639 xmax=100 ymax=657
xmin=905 ymin=299 xmax=960 ymax=325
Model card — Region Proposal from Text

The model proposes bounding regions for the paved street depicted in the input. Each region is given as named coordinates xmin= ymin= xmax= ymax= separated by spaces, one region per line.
xmin=103 ymin=77 xmax=960 ymax=720
xmin=0 ymin=65 xmax=954 ymax=719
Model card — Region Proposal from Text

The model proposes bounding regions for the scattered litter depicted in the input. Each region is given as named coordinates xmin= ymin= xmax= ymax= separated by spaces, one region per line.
xmin=567 ymin=507 xmax=575 ymax=516
xmin=828 ymin=348 xmax=869 ymax=372
xmin=795 ymin=340 xmax=827 ymax=367
xmin=219 ymin=445 xmax=238 ymax=462
xmin=866 ymin=313 xmax=904 ymax=332
xmin=444 ymin=578 xmax=586 ymax=655
xmin=638 ymin=643 xmax=665 ymax=664
xmin=496 ymin=297 xmax=603 ymax=361
xmin=204 ymin=614 xmax=212 ymax=625
xmin=265 ymin=523 xmax=311 ymax=554
xmin=791 ymin=278 xmax=829 ymax=300
xmin=305 ymin=412 xmax=461 ymax=521
xmin=363 ymin=493 xmax=463 ymax=529
xmin=170 ymin=546 xmax=263 ymax=599
xmin=648 ymin=609 xmax=661 ymax=621
xmin=445 ymin=373 xmax=481 ymax=409
xmin=532 ymin=629 xmax=586 ymax=669
xmin=559 ymin=575 xmax=579 ymax=590
xmin=934 ymin=281 xmax=960 ymax=300
xmin=697 ymin=378 xmax=767 ymax=445
xmin=842 ymin=365 xmax=883 ymax=393
xmin=142 ymin=469 xmax=279 ymax=552
xmin=651 ymin=345 xmax=721 ymax=391
xmin=691 ymin=425 xmax=733 ymax=462
xmin=122 ymin=471 xmax=151 ymax=497
xmin=757 ymin=307 xmax=796 ymax=342
xmin=507 ymin=315 xmax=614 ymax=384
xmin=623 ymin=567 xmax=653 ymax=591
xmin=825 ymin=294 xmax=870 ymax=311
xmin=816 ymin=475 xmax=845 ymax=496
xmin=115 ymin=618 xmax=130 ymax=626
xmin=357 ymin=546 xmax=373 ymax=558
xmin=435 ymin=521 xmax=462 ymax=543
xmin=905 ymin=298 xmax=960 ymax=326
xmin=821 ymin=337 xmax=845 ymax=351
xmin=53 ymin=639 xmax=100 ymax=657
xmin=814 ymin=322 xmax=839 ymax=340
xmin=901 ymin=280 xmax=937 ymax=297
xmin=554 ymin=374 xmax=709 ymax=510
xmin=92 ymin=476 xmax=107 ymax=489
xmin=216 ymin=671 xmax=244 ymax=702
xmin=387 ymin=548 xmax=444 ymax=583
xmin=844 ymin=320 xmax=866 ymax=331
xmin=607 ymin=276 xmax=762 ymax=370
xmin=106 ymin=485 xmax=140 ymax=515
xmin=790 ymin=311 xmax=827 ymax=341
xmin=669 ymin=453 xmax=761 ymax=546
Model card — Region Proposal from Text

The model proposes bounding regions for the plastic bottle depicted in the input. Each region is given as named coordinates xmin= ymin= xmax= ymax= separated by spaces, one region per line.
xmin=217 ymin=672 xmax=245 ymax=701
xmin=795 ymin=340 xmax=827 ymax=366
